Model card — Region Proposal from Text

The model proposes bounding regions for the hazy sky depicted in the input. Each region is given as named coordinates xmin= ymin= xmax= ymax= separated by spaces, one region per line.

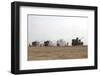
xmin=28 ymin=14 xmax=88 ymax=45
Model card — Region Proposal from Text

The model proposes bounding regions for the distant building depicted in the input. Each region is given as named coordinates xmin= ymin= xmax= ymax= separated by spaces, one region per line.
xmin=44 ymin=41 xmax=50 ymax=46
xmin=57 ymin=39 xmax=66 ymax=47
xmin=44 ymin=40 xmax=57 ymax=47
xmin=72 ymin=37 xmax=83 ymax=46
xmin=32 ymin=41 xmax=40 ymax=47
xmin=44 ymin=41 xmax=53 ymax=46
xmin=39 ymin=41 xmax=44 ymax=47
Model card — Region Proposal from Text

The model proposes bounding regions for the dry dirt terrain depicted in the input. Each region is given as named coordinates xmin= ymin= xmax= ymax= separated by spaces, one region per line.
xmin=28 ymin=46 xmax=88 ymax=61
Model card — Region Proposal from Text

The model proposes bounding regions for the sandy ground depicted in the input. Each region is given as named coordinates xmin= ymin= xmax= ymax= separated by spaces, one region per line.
xmin=28 ymin=46 xmax=88 ymax=61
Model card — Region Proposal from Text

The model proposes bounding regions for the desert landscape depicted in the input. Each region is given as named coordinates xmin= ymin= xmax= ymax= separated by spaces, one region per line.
xmin=27 ymin=15 xmax=88 ymax=61
xmin=28 ymin=46 xmax=88 ymax=61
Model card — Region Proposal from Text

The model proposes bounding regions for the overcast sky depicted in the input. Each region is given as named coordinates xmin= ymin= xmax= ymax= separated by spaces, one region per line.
xmin=28 ymin=14 xmax=88 ymax=45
